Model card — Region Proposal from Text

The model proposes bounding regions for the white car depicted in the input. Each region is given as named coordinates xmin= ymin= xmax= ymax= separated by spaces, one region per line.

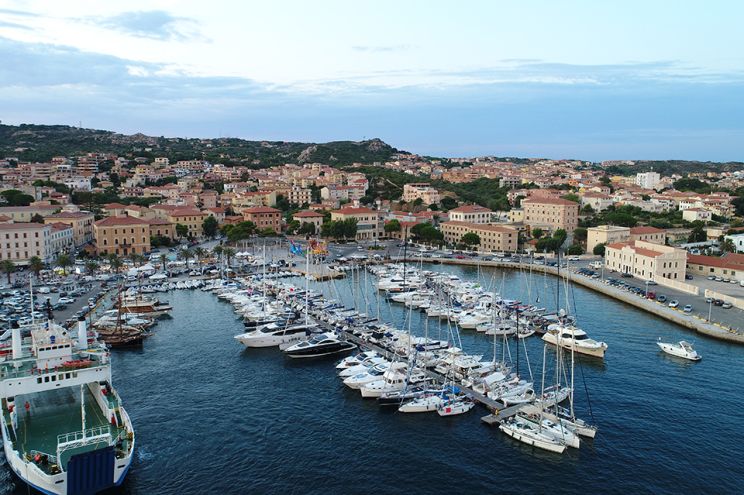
xmin=668 ymin=300 xmax=679 ymax=308
xmin=567 ymin=256 xmax=580 ymax=261
xmin=58 ymin=297 xmax=75 ymax=304
xmin=683 ymin=305 xmax=693 ymax=313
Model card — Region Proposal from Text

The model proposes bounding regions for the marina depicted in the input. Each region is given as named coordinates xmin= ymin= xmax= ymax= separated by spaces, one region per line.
xmin=1 ymin=256 xmax=744 ymax=494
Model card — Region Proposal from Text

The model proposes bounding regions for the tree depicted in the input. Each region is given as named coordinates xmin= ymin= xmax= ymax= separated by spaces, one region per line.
xmin=29 ymin=256 xmax=44 ymax=280
xmin=573 ymin=227 xmax=588 ymax=243
xmin=581 ymin=204 xmax=595 ymax=214
xmin=175 ymin=223 xmax=189 ymax=239
xmin=160 ymin=253 xmax=168 ymax=272
xmin=129 ymin=253 xmax=145 ymax=267
xmin=532 ymin=228 xmax=544 ymax=239
xmin=30 ymin=213 xmax=45 ymax=223
xmin=286 ymin=219 xmax=301 ymax=235
xmin=223 ymin=247 xmax=235 ymax=267
xmin=85 ymin=261 xmax=99 ymax=275
xmin=461 ymin=232 xmax=481 ymax=247
xmin=593 ymin=242 xmax=606 ymax=256
xmin=384 ymin=219 xmax=401 ymax=234
xmin=410 ymin=223 xmax=443 ymax=245
xmin=0 ymin=189 xmax=34 ymax=206
xmin=561 ymin=193 xmax=580 ymax=203
xmin=440 ymin=196 xmax=458 ymax=210
xmin=178 ymin=248 xmax=193 ymax=265
xmin=202 ymin=216 xmax=218 ymax=238
xmin=108 ymin=254 xmax=122 ymax=273
xmin=566 ymin=244 xmax=584 ymax=255
xmin=721 ymin=238 xmax=736 ymax=253
xmin=553 ymin=228 xmax=568 ymax=247
xmin=213 ymin=245 xmax=223 ymax=258
xmin=688 ymin=223 xmax=706 ymax=243
xmin=194 ymin=247 xmax=206 ymax=266
xmin=298 ymin=222 xmax=316 ymax=236
xmin=605 ymin=211 xmax=638 ymax=227
xmin=56 ymin=254 xmax=73 ymax=275
xmin=536 ymin=237 xmax=560 ymax=253
xmin=1 ymin=260 xmax=14 ymax=284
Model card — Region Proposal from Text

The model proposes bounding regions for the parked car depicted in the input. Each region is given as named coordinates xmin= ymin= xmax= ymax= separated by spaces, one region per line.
xmin=683 ymin=304 xmax=693 ymax=313
xmin=657 ymin=295 xmax=667 ymax=303
xmin=567 ymin=256 xmax=580 ymax=261
xmin=668 ymin=300 xmax=679 ymax=308
xmin=685 ymin=274 xmax=693 ymax=280
xmin=621 ymin=273 xmax=633 ymax=278
xmin=722 ymin=302 xmax=733 ymax=309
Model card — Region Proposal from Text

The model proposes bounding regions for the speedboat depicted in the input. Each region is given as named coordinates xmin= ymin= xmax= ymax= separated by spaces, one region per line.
xmin=283 ymin=332 xmax=356 ymax=359
xmin=657 ymin=340 xmax=701 ymax=361
xmin=542 ymin=324 xmax=607 ymax=359
xmin=336 ymin=351 xmax=379 ymax=370
xmin=343 ymin=363 xmax=390 ymax=389
xmin=338 ymin=356 xmax=389 ymax=378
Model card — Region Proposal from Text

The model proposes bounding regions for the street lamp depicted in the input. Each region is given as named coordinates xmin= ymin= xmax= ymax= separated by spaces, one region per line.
xmin=708 ymin=298 xmax=713 ymax=322
xmin=645 ymin=280 xmax=650 ymax=298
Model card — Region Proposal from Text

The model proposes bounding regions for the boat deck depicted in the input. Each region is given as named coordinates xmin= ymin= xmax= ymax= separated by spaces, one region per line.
xmin=7 ymin=387 xmax=129 ymax=471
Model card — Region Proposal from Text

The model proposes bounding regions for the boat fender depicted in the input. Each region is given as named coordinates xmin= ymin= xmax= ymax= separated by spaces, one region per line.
xmin=24 ymin=401 xmax=30 ymax=411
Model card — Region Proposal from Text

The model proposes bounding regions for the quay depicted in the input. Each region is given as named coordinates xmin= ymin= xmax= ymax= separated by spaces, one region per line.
xmin=392 ymin=257 xmax=744 ymax=345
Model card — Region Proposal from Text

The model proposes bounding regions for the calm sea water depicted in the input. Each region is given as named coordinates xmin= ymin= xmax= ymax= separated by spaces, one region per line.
xmin=2 ymin=264 xmax=743 ymax=494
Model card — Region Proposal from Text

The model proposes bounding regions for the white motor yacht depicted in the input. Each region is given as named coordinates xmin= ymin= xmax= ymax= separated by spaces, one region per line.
xmin=343 ymin=363 xmax=390 ymax=389
xmin=542 ymin=324 xmax=608 ymax=359
xmin=657 ymin=340 xmax=701 ymax=361
xmin=234 ymin=322 xmax=317 ymax=348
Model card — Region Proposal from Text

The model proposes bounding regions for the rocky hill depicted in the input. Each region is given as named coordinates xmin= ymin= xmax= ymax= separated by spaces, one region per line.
xmin=0 ymin=123 xmax=399 ymax=167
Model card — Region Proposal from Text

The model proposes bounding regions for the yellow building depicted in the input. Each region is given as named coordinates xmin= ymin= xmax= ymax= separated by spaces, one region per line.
xmin=167 ymin=208 xmax=207 ymax=238
xmin=441 ymin=221 xmax=518 ymax=252
xmin=0 ymin=205 xmax=59 ymax=222
xmin=93 ymin=216 xmax=151 ymax=256
xmin=522 ymin=197 xmax=579 ymax=234
xmin=43 ymin=211 xmax=94 ymax=247
xmin=330 ymin=206 xmax=383 ymax=240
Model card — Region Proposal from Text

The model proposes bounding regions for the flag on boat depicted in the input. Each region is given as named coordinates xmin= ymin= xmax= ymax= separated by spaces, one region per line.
xmin=289 ymin=240 xmax=304 ymax=256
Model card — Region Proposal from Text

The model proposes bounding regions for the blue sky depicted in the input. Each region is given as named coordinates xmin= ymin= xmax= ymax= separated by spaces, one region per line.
xmin=1 ymin=1 xmax=743 ymax=161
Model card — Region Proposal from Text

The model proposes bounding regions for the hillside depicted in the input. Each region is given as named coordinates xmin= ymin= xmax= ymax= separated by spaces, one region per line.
xmin=603 ymin=159 xmax=744 ymax=176
xmin=0 ymin=124 xmax=399 ymax=167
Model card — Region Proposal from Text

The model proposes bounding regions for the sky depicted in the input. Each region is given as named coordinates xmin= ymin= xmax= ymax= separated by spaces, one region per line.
xmin=1 ymin=0 xmax=743 ymax=161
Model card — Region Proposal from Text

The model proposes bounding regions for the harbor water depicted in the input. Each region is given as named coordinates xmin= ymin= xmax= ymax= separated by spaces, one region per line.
xmin=2 ymin=263 xmax=743 ymax=494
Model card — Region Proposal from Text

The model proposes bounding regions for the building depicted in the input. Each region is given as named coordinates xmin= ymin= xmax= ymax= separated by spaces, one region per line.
xmin=48 ymin=222 xmax=74 ymax=257
xmin=0 ymin=205 xmax=59 ymax=222
xmin=635 ymin=171 xmax=661 ymax=190
xmin=330 ymin=206 xmax=383 ymax=240
xmin=0 ymin=223 xmax=52 ymax=264
xmin=586 ymin=225 xmax=630 ymax=253
xmin=724 ymin=233 xmax=744 ymax=253
xmin=441 ymin=221 xmax=518 ymax=252
xmin=43 ymin=211 xmax=94 ymax=247
xmin=147 ymin=218 xmax=175 ymax=240
xmin=93 ymin=216 xmax=151 ymax=256
xmin=402 ymin=183 xmax=441 ymax=205
xmin=604 ymin=240 xmax=686 ymax=282
xmin=292 ymin=210 xmax=324 ymax=234
xmin=448 ymin=205 xmax=492 ymax=224
xmin=166 ymin=208 xmax=207 ymax=238
xmin=243 ymin=207 xmax=282 ymax=233
xmin=630 ymin=226 xmax=666 ymax=245
xmin=288 ymin=186 xmax=312 ymax=206
xmin=682 ymin=208 xmax=712 ymax=223
xmin=522 ymin=197 xmax=579 ymax=234
xmin=687 ymin=253 xmax=744 ymax=280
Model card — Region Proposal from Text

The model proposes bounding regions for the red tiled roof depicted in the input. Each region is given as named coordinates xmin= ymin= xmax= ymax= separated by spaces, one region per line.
xmin=442 ymin=221 xmax=517 ymax=233
xmin=687 ymin=253 xmax=744 ymax=270
xmin=46 ymin=211 xmax=93 ymax=219
xmin=94 ymin=216 xmax=150 ymax=227
xmin=0 ymin=223 xmax=50 ymax=230
xmin=332 ymin=207 xmax=376 ymax=215
xmin=244 ymin=207 xmax=281 ymax=214
xmin=522 ymin=197 xmax=579 ymax=206
xmin=169 ymin=208 xmax=205 ymax=217
xmin=293 ymin=210 xmax=323 ymax=218
xmin=49 ymin=222 xmax=72 ymax=232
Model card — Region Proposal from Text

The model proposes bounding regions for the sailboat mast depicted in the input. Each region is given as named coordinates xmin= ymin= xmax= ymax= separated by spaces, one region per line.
xmin=304 ymin=242 xmax=309 ymax=326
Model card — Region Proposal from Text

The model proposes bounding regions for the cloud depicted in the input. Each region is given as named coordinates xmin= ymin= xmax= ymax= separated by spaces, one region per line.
xmin=0 ymin=19 xmax=31 ymax=30
xmin=96 ymin=10 xmax=202 ymax=41
xmin=0 ymin=8 xmax=39 ymax=17
xmin=352 ymin=44 xmax=412 ymax=53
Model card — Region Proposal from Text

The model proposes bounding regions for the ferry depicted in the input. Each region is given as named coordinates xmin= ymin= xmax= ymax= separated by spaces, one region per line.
xmin=0 ymin=317 xmax=135 ymax=494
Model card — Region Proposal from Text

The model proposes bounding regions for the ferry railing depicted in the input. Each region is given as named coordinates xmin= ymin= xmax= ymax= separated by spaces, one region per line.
xmin=29 ymin=449 xmax=58 ymax=465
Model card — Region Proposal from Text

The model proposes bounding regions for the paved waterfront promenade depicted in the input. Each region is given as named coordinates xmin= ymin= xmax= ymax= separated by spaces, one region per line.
xmin=392 ymin=257 xmax=744 ymax=345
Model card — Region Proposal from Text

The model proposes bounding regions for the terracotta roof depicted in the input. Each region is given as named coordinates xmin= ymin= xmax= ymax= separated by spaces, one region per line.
xmin=0 ymin=215 xmax=11 ymax=222
xmin=522 ymin=197 xmax=579 ymax=206
xmin=169 ymin=208 xmax=205 ymax=217
xmin=630 ymin=226 xmax=665 ymax=235
xmin=449 ymin=205 xmax=492 ymax=213
xmin=49 ymin=222 xmax=72 ymax=232
xmin=46 ymin=211 xmax=93 ymax=219
xmin=687 ymin=253 xmax=744 ymax=270
xmin=94 ymin=216 xmax=150 ymax=227
xmin=243 ymin=207 xmax=281 ymax=214
xmin=0 ymin=222 xmax=49 ymax=230
xmin=293 ymin=210 xmax=323 ymax=218
xmin=606 ymin=241 xmax=664 ymax=258
xmin=332 ymin=206 xmax=376 ymax=215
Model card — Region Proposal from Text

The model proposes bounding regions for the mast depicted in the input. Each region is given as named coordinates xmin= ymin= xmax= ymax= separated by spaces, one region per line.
xmin=304 ymin=242 xmax=309 ymax=326
xmin=80 ymin=384 xmax=86 ymax=435
xmin=29 ymin=277 xmax=35 ymax=325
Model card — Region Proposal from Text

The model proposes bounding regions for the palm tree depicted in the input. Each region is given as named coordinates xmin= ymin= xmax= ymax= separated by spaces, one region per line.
xmin=85 ymin=261 xmax=99 ymax=275
xmin=1 ymin=260 xmax=15 ymax=285
xmin=213 ymin=245 xmax=223 ymax=258
xmin=129 ymin=253 xmax=145 ymax=267
xmin=159 ymin=253 xmax=168 ymax=273
xmin=223 ymin=247 xmax=235 ymax=268
xmin=29 ymin=256 xmax=44 ymax=280
xmin=108 ymin=254 xmax=122 ymax=274
xmin=56 ymin=254 xmax=72 ymax=275
xmin=179 ymin=248 xmax=193 ymax=266
xmin=194 ymin=247 xmax=206 ymax=265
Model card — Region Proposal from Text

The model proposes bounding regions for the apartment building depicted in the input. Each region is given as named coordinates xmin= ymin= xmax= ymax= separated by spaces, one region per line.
xmin=0 ymin=205 xmax=59 ymax=222
xmin=48 ymin=222 xmax=74 ymax=257
xmin=630 ymin=226 xmax=666 ymax=244
xmin=243 ymin=207 xmax=282 ymax=233
xmin=43 ymin=211 xmax=94 ymax=247
xmin=635 ymin=171 xmax=661 ymax=190
xmin=586 ymin=225 xmax=631 ymax=253
xmin=522 ymin=197 xmax=579 ymax=234
xmin=292 ymin=210 xmax=324 ymax=233
xmin=604 ymin=240 xmax=686 ymax=282
xmin=402 ymin=183 xmax=441 ymax=205
xmin=682 ymin=208 xmax=712 ymax=223
xmin=330 ymin=206 xmax=383 ymax=240
xmin=288 ymin=186 xmax=312 ymax=206
xmin=448 ymin=205 xmax=492 ymax=224
xmin=167 ymin=208 xmax=207 ymax=238
xmin=0 ymin=223 xmax=53 ymax=264
xmin=93 ymin=216 xmax=151 ymax=256
xmin=441 ymin=221 xmax=518 ymax=252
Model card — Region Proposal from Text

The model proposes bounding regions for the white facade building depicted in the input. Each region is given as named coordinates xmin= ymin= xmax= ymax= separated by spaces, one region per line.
xmin=635 ymin=171 xmax=661 ymax=190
